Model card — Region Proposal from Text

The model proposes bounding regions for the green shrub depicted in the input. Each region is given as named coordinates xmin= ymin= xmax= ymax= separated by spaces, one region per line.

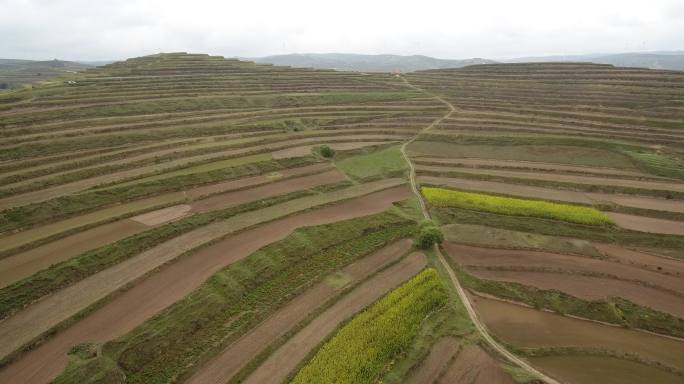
xmin=317 ymin=145 xmax=335 ymax=158
xmin=415 ymin=220 xmax=444 ymax=249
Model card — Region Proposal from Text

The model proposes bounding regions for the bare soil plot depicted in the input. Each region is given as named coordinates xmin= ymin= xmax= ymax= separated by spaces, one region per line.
xmin=242 ymin=252 xmax=428 ymax=384
xmin=129 ymin=204 xmax=192 ymax=225
xmin=444 ymin=243 xmax=684 ymax=296
xmin=0 ymin=169 xmax=345 ymax=287
xmin=416 ymin=165 xmax=684 ymax=194
xmin=595 ymin=244 xmax=684 ymax=278
xmin=406 ymin=142 xmax=639 ymax=170
xmin=0 ymin=192 xmax=184 ymax=253
xmin=188 ymin=239 xmax=414 ymax=384
xmin=414 ymin=157 xmax=652 ymax=178
xmin=406 ymin=337 xmax=460 ymax=384
xmin=0 ymin=183 xmax=411 ymax=384
xmin=529 ymin=355 xmax=684 ymax=384
xmin=607 ymin=213 xmax=684 ymax=236
xmin=471 ymin=295 xmax=684 ymax=370
xmin=473 ymin=270 xmax=684 ymax=318
xmin=441 ymin=223 xmax=601 ymax=258
xmin=436 ymin=344 xmax=515 ymax=384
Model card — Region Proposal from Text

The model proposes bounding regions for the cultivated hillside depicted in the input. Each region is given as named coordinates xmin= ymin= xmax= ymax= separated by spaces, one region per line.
xmin=0 ymin=53 xmax=683 ymax=384
xmin=0 ymin=59 xmax=91 ymax=90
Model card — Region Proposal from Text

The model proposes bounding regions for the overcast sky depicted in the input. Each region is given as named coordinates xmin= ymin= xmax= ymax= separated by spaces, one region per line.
xmin=1 ymin=0 xmax=683 ymax=61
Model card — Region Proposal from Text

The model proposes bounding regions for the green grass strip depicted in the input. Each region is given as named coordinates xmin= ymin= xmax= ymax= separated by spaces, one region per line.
xmin=422 ymin=187 xmax=612 ymax=226
xmin=291 ymin=268 xmax=447 ymax=384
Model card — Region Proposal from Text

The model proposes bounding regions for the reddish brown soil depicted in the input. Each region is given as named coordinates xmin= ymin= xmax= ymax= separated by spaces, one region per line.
xmin=0 ymin=169 xmax=345 ymax=288
xmin=243 ymin=252 xmax=428 ymax=384
xmin=188 ymin=239 xmax=414 ymax=384
xmin=473 ymin=269 xmax=684 ymax=318
xmin=0 ymin=186 xmax=412 ymax=384
xmin=0 ymin=219 xmax=148 ymax=289
xmin=608 ymin=213 xmax=684 ymax=236
xmin=444 ymin=243 xmax=684 ymax=296
xmin=595 ymin=244 xmax=684 ymax=278
xmin=417 ymin=165 xmax=684 ymax=193
xmin=470 ymin=295 xmax=684 ymax=370
xmin=188 ymin=169 xmax=346 ymax=213
xmin=407 ymin=337 xmax=460 ymax=384
xmin=437 ymin=344 xmax=515 ymax=384
xmin=415 ymin=157 xmax=650 ymax=178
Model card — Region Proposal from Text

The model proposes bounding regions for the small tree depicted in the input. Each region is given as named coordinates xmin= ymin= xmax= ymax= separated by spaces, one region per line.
xmin=415 ymin=220 xmax=444 ymax=249
xmin=318 ymin=145 xmax=334 ymax=158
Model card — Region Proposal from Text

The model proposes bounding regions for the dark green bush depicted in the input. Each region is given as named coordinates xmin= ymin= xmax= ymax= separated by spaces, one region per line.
xmin=415 ymin=220 xmax=443 ymax=249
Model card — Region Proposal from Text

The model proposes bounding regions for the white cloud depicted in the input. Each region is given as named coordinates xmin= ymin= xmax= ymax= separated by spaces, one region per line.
xmin=0 ymin=0 xmax=682 ymax=60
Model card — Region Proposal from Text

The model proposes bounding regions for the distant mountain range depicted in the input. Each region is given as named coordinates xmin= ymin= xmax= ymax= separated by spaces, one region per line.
xmin=504 ymin=51 xmax=684 ymax=71
xmin=0 ymin=59 xmax=91 ymax=90
xmin=249 ymin=53 xmax=496 ymax=72
xmin=250 ymin=51 xmax=684 ymax=72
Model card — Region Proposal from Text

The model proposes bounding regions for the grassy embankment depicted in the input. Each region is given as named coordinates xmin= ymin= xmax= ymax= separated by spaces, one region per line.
xmin=335 ymin=145 xmax=408 ymax=181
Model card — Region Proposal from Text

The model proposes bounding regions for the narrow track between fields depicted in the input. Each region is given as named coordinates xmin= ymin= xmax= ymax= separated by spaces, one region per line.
xmin=399 ymin=76 xmax=562 ymax=384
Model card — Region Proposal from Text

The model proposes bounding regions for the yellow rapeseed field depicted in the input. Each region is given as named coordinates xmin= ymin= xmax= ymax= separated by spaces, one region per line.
xmin=422 ymin=187 xmax=612 ymax=226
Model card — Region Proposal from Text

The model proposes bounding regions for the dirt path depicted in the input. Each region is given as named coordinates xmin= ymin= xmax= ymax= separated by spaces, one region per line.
xmin=0 ymin=181 xmax=410 ymax=372
xmin=608 ymin=212 xmax=684 ymax=236
xmin=406 ymin=337 xmax=461 ymax=384
xmin=0 ymin=168 xmax=345 ymax=288
xmin=187 ymin=239 xmax=414 ymax=384
xmin=242 ymin=252 xmax=428 ymax=384
xmin=400 ymin=77 xmax=562 ymax=384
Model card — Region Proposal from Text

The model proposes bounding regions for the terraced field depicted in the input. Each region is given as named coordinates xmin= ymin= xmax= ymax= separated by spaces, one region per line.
xmin=1 ymin=54 xmax=683 ymax=384
xmin=407 ymin=63 xmax=684 ymax=383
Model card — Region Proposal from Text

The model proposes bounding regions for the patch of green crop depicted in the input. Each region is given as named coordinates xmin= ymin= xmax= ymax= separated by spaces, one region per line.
xmin=336 ymin=145 xmax=407 ymax=181
xmin=423 ymin=187 xmax=612 ymax=226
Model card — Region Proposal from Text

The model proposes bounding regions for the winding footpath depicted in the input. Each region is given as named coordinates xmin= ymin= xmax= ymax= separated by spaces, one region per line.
xmin=399 ymin=76 xmax=562 ymax=384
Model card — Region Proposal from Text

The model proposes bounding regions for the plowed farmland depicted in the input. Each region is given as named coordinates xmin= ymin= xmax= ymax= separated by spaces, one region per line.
xmin=1 ymin=54 xmax=683 ymax=384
